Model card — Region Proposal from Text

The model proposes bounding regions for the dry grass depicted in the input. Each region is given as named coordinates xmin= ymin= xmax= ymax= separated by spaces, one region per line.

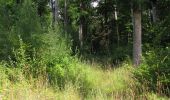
xmin=0 ymin=63 xmax=169 ymax=100
xmin=1 ymin=78 xmax=81 ymax=100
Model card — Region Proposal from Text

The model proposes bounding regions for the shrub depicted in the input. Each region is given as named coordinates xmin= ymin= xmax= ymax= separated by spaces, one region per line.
xmin=134 ymin=47 xmax=170 ymax=96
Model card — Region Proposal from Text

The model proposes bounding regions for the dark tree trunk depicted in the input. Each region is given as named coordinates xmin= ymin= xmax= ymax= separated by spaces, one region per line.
xmin=114 ymin=5 xmax=119 ymax=47
xmin=104 ymin=0 xmax=108 ymax=24
xmin=150 ymin=0 xmax=159 ymax=23
xmin=51 ymin=0 xmax=55 ymax=27
xmin=16 ymin=0 xmax=22 ymax=4
xmin=64 ymin=0 xmax=67 ymax=33
xmin=16 ymin=0 xmax=20 ymax=4
xmin=132 ymin=7 xmax=142 ymax=67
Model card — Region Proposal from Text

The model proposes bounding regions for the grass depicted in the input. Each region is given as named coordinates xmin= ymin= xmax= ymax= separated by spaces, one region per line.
xmin=0 ymin=62 xmax=169 ymax=100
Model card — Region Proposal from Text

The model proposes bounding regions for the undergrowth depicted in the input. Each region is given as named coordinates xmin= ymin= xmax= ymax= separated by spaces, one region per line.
xmin=0 ymin=30 xmax=169 ymax=100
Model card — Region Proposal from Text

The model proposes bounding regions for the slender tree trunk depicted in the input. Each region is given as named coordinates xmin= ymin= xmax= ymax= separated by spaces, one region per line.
xmin=51 ymin=0 xmax=58 ymax=27
xmin=79 ymin=1 xmax=85 ymax=49
xmin=151 ymin=0 xmax=159 ymax=23
xmin=132 ymin=8 xmax=142 ymax=66
xmin=79 ymin=19 xmax=83 ymax=48
xmin=104 ymin=0 xmax=108 ymax=24
xmin=64 ymin=0 xmax=67 ymax=33
xmin=114 ymin=5 xmax=119 ymax=47
xmin=51 ymin=0 xmax=56 ymax=27
xmin=55 ymin=0 xmax=58 ymax=23
xmin=116 ymin=22 xmax=119 ymax=47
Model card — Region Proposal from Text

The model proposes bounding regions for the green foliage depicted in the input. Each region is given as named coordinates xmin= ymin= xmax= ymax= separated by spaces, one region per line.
xmin=134 ymin=47 xmax=170 ymax=95
xmin=7 ymin=37 xmax=46 ymax=80
xmin=112 ymin=46 xmax=132 ymax=64
xmin=13 ymin=0 xmax=42 ymax=48
xmin=40 ymin=29 xmax=89 ymax=91
xmin=0 ymin=64 xmax=9 ymax=93
xmin=0 ymin=0 xmax=44 ymax=60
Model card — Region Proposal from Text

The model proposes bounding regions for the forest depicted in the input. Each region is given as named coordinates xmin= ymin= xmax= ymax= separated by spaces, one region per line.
xmin=0 ymin=0 xmax=170 ymax=99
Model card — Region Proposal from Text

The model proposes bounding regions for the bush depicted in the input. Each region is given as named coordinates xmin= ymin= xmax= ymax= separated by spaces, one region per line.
xmin=134 ymin=47 xmax=170 ymax=96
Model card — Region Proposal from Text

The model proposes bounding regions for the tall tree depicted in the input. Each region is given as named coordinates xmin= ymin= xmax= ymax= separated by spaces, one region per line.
xmin=132 ymin=1 xmax=142 ymax=66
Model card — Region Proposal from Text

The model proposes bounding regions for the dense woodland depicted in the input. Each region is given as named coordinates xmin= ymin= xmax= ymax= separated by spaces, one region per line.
xmin=0 ymin=0 xmax=170 ymax=99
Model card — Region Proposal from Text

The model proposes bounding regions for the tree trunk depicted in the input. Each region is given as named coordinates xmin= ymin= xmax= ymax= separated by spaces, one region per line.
xmin=114 ymin=5 xmax=119 ymax=47
xmin=55 ymin=0 xmax=58 ymax=23
xmin=64 ymin=0 xmax=67 ymax=33
xmin=16 ymin=0 xmax=20 ymax=4
xmin=151 ymin=0 xmax=159 ymax=23
xmin=104 ymin=0 xmax=108 ymax=24
xmin=51 ymin=0 xmax=56 ymax=27
xmin=51 ymin=0 xmax=59 ymax=27
xmin=79 ymin=1 xmax=85 ymax=49
xmin=132 ymin=8 xmax=142 ymax=66
xmin=79 ymin=20 xmax=83 ymax=48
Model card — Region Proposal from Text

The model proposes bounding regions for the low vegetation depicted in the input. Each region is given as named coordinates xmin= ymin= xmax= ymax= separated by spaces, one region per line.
xmin=0 ymin=35 xmax=169 ymax=99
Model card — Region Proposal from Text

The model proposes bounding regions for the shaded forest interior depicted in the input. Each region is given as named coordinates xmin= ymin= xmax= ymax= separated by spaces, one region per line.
xmin=0 ymin=0 xmax=170 ymax=99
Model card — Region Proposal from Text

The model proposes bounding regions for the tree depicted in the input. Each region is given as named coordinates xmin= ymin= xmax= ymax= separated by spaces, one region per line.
xmin=51 ymin=0 xmax=57 ymax=26
xmin=132 ymin=1 xmax=142 ymax=66
xmin=150 ymin=0 xmax=159 ymax=23
xmin=79 ymin=1 xmax=84 ymax=48
xmin=64 ymin=0 xmax=67 ymax=32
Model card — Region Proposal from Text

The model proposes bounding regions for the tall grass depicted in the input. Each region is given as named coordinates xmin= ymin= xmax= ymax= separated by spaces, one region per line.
xmin=0 ymin=61 xmax=168 ymax=100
